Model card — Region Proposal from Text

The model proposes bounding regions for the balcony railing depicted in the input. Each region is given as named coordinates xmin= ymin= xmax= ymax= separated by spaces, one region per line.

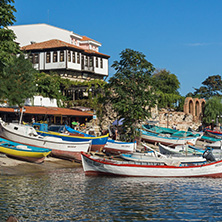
xmin=81 ymin=65 xmax=94 ymax=72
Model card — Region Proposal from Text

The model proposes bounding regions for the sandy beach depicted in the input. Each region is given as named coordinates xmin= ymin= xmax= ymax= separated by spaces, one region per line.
xmin=0 ymin=154 xmax=81 ymax=176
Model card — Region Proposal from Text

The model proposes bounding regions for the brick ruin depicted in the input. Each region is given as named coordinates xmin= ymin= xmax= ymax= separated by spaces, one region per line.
xmin=149 ymin=97 xmax=206 ymax=131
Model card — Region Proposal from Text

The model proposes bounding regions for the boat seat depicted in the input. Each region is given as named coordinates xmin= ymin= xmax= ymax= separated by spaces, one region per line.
xmin=16 ymin=145 xmax=31 ymax=150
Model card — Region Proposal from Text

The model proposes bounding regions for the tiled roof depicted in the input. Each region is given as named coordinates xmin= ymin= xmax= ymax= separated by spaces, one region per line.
xmin=81 ymin=36 xmax=95 ymax=41
xmin=81 ymin=36 xmax=101 ymax=45
xmin=0 ymin=106 xmax=93 ymax=117
xmin=21 ymin=39 xmax=110 ymax=58
xmin=21 ymin=39 xmax=83 ymax=51
xmin=84 ymin=49 xmax=110 ymax=58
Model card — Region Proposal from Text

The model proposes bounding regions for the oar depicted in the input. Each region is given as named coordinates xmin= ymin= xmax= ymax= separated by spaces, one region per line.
xmin=141 ymin=142 xmax=167 ymax=158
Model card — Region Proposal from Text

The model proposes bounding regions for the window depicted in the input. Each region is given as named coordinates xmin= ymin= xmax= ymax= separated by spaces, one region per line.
xmin=53 ymin=51 xmax=57 ymax=62
xmin=60 ymin=51 xmax=64 ymax=62
xmin=89 ymin=57 xmax=93 ymax=67
xmin=100 ymin=58 xmax=103 ymax=68
xmin=77 ymin=52 xmax=80 ymax=64
xmin=85 ymin=56 xmax=88 ymax=67
xmin=96 ymin=57 xmax=98 ymax=68
xmin=33 ymin=54 xmax=39 ymax=64
xmin=67 ymin=51 xmax=71 ymax=62
xmin=46 ymin=52 xmax=51 ymax=63
xmin=72 ymin=51 xmax=76 ymax=63
xmin=29 ymin=54 xmax=33 ymax=63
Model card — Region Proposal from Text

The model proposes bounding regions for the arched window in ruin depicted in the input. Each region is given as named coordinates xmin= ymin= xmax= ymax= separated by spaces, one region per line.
xmin=195 ymin=100 xmax=200 ymax=117
xmin=189 ymin=100 xmax=194 ymax=115
xmin=184 ymin=97 xmax=206 ymax=121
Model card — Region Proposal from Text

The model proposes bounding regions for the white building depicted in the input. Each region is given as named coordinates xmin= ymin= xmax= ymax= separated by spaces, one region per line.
xmin=25 ymin=96 xmax=58 ymax=107
xmin=9 ymin=24 xmax=110 ymax=81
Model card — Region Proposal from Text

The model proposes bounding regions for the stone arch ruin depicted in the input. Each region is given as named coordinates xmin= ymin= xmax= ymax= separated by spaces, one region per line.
xmin=184 ymin=97 xmax=205 ymax=121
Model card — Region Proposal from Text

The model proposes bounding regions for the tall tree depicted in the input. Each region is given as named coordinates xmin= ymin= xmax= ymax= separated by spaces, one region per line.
xmin=202 ymin=96 xmax=222 ymax=125
xmin=151 ymin=69 xmax=183 ymax=110
xmin=0 ymin=0 xmax=38 ymax=106
xmin=0 ymin=0 xmax=20 ymax=71
xmin=106 ymin=48 xmax=157 ymax=142
xmin=188 ymin=75 xmax=222 ymax=99
xmin=0 ymin=55 xmax=37 ymax=106
xmin=152 ymin=69 xmax=180 ymax=94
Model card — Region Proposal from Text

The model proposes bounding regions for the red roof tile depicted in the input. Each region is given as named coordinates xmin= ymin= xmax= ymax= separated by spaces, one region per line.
xmin=21 ymin=39 xmax=110 ymax=58
xmin=21 ymin=39 xmax=83 ymax=51
xmin=81 ymin=36 xmax=101 ymax=45
xmin=81 ymin=36 xmax=95 ymax=41
xmin=0 ymin=106 xmax=93 ymax=117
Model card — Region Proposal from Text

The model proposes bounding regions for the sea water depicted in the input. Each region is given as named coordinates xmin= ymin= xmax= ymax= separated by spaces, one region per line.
xmin=1 ymin=167 xmax=222 ymax=221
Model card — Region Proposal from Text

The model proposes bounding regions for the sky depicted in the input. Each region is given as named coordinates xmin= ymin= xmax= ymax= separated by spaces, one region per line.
xmin=12 ymin=0 xmax=222 ymax=96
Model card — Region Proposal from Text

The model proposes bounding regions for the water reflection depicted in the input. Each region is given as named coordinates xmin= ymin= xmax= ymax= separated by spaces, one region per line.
xmin=1 ymin=168 xmax=222 ymax=221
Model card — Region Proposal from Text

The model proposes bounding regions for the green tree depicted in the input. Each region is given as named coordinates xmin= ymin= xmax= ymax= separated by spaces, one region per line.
xmin=202 ymin=96 xmax=222 ymax=125
xmin=152 ymin=69 xmax=183 ymax=110
xmin=0 ymin=55 xmax=36 ymax=106
xmin=152 ymin=69 xmax=180 ymax=94
xmin=107 ymin=48 xmax=157 ymax=142
xmin=0 ymin=0 xmax=20 ymax=71
xmin=189 ymin=75 xmax=222 ymax=99
xmin=35 ymin=72 xmax=67 ymax=106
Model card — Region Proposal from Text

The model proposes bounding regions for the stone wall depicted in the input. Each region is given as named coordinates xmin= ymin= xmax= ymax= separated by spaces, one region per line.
xmin=148 ymin=108 xmax=201 ymax=131
xmin=96 ymin=103 xmax=202 ymax=132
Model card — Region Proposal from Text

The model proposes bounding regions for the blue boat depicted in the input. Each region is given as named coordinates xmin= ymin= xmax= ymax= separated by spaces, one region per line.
xmin=34 ymin=124 xmax=109 ymax=152
xmin=0 ymin=137 xmax=51 ymax=163
xmin=141 ymin=130 xmax=198 ymax=146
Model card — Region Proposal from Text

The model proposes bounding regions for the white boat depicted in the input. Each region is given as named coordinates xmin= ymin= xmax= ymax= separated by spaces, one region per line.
xmin=158 ymin=143 xmax=204 ymax=155
xmin=120 ymin=143 xmax=206 ymax=165
xmin=81 ymin=152 xmax=222 ymax=177
xmin=205 ymin=140 xmax=222 ymax=149
xmin=0 ymin=119 xmax=91 ymax=162
xmin=102 ymin=140 xmax=137 ymax=154
xmin=141 ymin=130 xmax=198 ymax=147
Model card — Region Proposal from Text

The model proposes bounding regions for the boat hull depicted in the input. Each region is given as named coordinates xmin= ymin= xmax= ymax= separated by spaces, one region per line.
xmin=0 ymin=140 xmax=51 ymax=164
xmin=102 ymin=140 xmax=137 ymax=154
xmin=37 ymin=130 xmax=108 ymax=151
xmin=120 ymin=153 xmax=206 ymax=164
xmin=158 ymin=143 xmax=204 ymax=155
xmin=205 ymin=130 xmax=222 ymax=139
xmin=0 ymin=121 xmax=90 ymax=162
xmin=5 ymin=154 xmax=47 ymax=164
xmin=81 ymin=152 xmax=222 ymax=178
xmin=141 ymin=130 xmax=198 ymax=146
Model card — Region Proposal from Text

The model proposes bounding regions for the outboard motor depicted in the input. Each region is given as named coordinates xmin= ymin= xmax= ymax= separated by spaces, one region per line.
xmin=203 ymin=148 xmax=216 ymax=162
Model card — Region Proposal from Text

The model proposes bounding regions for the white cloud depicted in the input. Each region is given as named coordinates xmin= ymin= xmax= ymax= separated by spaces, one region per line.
xmin=186 ymin=42 xmax=222 ymax=47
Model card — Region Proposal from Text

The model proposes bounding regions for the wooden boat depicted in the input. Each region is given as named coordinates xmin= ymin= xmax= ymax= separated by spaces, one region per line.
xmin=102 ymin=140 xmax=137 ymax=155
xmin=36 ymin=124 xmax=108 ymax=152
xmin=63 ymin=125 xmax=136 ymax=154
xmin=142 ymin=124 xmax=203 ymax=137
xmin=0 ymin=119 xmax=91 ymax=162
xmin=205 ymin=140 xmax=222 ymax=149
xmin=141 ymin=130 xmax=198 ymax=147
xmin=81 ymin=152 xmax=222 ymax=177
xmin=205 ymin=130 xmax=222 ymax=139
xmin=200 ymin=135 xmax=221 ymax=142
xmin=158 ymin=143 xmax=204 ymax=155
xmin=0 ymin=137 xmax=51 ymax=163
xmin=120 ymin=143 xmax=206 ymax=164
xmin=188 ymin=143 xmax=222 ymax=160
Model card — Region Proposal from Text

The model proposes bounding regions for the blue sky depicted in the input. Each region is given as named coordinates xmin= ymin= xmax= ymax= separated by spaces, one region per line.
xmin=13 ymin=0 xmax=222 ymax=96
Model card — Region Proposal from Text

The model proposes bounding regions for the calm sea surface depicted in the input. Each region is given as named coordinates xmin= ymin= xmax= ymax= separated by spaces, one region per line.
xmin=1 ymin=166 xmax=222 ymax=222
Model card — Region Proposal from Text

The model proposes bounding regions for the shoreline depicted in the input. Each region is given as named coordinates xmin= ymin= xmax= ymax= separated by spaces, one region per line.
xmin=0 ymin=154 xmax=81 ymax=176
xmin=0 ymin=140 xmax=207 ymax=176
